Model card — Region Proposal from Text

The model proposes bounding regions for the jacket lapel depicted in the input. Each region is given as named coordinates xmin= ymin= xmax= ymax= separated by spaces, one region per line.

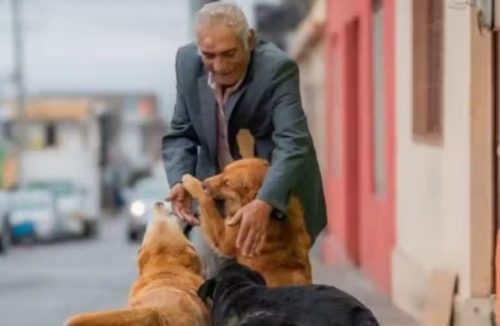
xmin=198 ymin=74 xmax=217 ymax=163
xmin=198 ymin=61 xmax=255 ymax=162
xmin=224 ymin=83 xmax=248 ymax=124
xmin=225 ymin=68 xmax=254 ymax=124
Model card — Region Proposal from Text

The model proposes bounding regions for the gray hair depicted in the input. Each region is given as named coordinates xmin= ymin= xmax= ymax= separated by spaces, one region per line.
xmin=196 ymin=3 xmax=250 ymax=49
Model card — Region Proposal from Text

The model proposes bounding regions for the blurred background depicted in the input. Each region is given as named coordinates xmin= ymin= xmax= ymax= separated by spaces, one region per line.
xmin=1 ymin=0 xmax=499 ymax=325
xmin=0 ymin=1 xmax=323 ymax=325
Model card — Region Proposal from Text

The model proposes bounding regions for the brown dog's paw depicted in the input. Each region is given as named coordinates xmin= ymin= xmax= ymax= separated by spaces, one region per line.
xmin=182 ymin=174 xmax=205 ymax=199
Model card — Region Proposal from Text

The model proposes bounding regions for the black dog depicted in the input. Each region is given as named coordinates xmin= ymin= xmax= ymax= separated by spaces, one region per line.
xmin=198 ymin=260 xmax=380 ymax=326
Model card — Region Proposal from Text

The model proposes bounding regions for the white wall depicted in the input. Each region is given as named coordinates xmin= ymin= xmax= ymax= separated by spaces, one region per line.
xmin=441 ymin=0 xmax=472 ymax=299
xmin=393 ymin=0 xmax=471 ymax=319
xmin=118 ymin=124 xmax=145 ymax=169
xmin=20 ymin=120 xmax=101 ymax=217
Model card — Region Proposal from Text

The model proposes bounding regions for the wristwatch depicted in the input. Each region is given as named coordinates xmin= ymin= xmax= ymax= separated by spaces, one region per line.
xmin=272 ymin=209 xmax=286 ymax=220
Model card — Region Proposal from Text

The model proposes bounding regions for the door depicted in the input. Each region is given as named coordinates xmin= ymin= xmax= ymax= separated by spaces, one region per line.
xmin=357 ymin=0 xmax=396 ymax=294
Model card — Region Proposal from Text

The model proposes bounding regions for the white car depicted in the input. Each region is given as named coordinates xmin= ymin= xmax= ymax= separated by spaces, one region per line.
xmin=126 ymin=178 xmax=171 ymax=242
xmin=25 ymin=181 xmax=98 ymax=238
xmin=9 ymin=189 xmax=59 ymax=242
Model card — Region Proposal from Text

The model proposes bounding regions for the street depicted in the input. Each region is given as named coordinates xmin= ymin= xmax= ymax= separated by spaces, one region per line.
xmin=0 ymin=215 xmax=416 ymax=326
xmin=0 ymin=216 xmax=138 ymax=326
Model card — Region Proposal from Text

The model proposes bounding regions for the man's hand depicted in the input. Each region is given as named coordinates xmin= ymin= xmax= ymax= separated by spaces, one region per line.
xmin=227 ymin=199 xmax=272 ymax=257
xmin=166 ymin=183 xmax=199 ymax=225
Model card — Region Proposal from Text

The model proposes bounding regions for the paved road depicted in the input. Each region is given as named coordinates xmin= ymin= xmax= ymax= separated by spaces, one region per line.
xmin=0 ymin=216 xmax=417 ymax=326
xmin=0 ymin=217 xmax=138 ymax=326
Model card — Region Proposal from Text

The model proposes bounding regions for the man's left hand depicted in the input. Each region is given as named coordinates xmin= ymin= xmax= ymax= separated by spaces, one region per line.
xmin=226 ymin=199 xmax=272 ymax=257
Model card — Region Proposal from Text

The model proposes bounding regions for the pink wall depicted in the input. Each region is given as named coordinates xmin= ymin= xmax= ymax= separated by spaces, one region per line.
xmin=322 ymin=0 xmax=395 ymax=294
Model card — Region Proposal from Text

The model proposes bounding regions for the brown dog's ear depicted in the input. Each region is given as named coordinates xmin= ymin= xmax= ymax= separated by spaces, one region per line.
xmin=197 ymin=279 xmax=217 ymax=302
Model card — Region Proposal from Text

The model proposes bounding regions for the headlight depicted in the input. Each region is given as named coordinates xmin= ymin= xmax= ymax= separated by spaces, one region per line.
xmin=130 ymin=201 xmax=146 ymax=218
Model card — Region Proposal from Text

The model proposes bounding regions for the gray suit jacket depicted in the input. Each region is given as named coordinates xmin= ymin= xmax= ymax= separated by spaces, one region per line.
xmin=162 ymin=38 xmax=327 ymax=241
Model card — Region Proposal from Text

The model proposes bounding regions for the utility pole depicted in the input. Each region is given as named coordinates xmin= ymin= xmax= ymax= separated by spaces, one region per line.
xmin=11 ymin=0 xmax=26 ymax=148
xmin=11 ymin=0 xmax=25 ymax=185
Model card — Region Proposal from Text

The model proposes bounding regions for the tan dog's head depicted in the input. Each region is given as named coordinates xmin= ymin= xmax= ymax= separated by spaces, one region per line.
xmin=202 ymin=158 xmax=269 ymax=216
xmin=138 ymin=202 xmax=201 ymax=276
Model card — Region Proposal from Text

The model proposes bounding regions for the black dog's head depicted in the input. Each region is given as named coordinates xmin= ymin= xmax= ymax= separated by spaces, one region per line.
xmin=197 ymin=259 xmax=266 ymax=302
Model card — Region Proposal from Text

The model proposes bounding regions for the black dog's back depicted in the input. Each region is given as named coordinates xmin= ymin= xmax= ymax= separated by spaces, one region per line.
xmin=199 ymin=260 xmax=380 ymax=326
xmin=264 ymin=285 xmax=379 ymax=326
xmin=240 ymin=315 xmax=298 ymax=326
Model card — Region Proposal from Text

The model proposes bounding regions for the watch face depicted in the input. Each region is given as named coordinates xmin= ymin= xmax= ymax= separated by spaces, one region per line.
xmin=272 ymin=209 xmax=285 ymax=220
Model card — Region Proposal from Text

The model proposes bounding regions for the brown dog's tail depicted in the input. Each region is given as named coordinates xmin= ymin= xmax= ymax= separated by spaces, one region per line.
xmin=64 ymin=308 xmax=168 ymax=326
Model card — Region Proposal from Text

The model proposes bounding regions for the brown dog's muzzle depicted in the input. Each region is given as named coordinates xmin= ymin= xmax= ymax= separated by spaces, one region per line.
xmin=201 ymin=177 xmax=226 ymax=218
xmin=201 ymin=177 xmax=222 ymax=198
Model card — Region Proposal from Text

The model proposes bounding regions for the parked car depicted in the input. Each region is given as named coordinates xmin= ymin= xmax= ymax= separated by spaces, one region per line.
xmin=9 ymin=188 xmax=59 ymax=242
xmin=25 ymin=180 xmax=98 ymax=238
xmin=0 ymin=190 xmax=11 ymax=254
xmin=125 ymin=177 xmax=170 ymax=242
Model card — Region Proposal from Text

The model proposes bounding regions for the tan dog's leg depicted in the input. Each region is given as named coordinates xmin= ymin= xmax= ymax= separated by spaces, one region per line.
xmin=181 ymin=174 xmax=206 ymax=203
xmin=64 ymin=308 xmax=165 ymax=326
xmin=182 ymin=174 xmax=237 ymax=256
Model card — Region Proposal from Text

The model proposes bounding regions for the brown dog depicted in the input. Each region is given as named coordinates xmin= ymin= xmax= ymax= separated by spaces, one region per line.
xmin=182 ymin=158 xmax=312 ymax=287
xmin=64 ymin=202 xmax=210 ymax=326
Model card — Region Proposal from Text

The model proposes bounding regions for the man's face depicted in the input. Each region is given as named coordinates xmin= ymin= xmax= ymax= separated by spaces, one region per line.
xmin=197 ymin=23 xmax=251 ymax=87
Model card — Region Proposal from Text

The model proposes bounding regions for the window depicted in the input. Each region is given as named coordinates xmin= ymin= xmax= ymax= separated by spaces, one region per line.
xmin=412 ymin=0 xmax=443 ymax=142
xmin=45 ymin=123 xmax=57 ymax=147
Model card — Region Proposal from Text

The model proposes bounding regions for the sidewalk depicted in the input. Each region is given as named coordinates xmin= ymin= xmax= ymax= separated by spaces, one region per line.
xmin=310 ymin=241 xmax=418 ymax=326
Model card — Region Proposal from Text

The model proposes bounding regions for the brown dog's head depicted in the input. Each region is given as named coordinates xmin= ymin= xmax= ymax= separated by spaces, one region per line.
xmin=138 ymin=202 xmax=201 ymax=276
xmin=202 ymin=158 xmax=269 ymax=216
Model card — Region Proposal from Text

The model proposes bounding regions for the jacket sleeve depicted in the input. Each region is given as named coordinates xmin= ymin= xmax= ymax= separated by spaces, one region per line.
xmin=257 ymin=59 xmax=312 ymax=215
xmin=162 ymin=51 xmax=200 ymax=187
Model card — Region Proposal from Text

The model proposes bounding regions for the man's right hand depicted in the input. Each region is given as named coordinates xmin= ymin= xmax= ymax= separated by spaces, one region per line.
xmin=166 ymin=183 xmax=200 ymax=225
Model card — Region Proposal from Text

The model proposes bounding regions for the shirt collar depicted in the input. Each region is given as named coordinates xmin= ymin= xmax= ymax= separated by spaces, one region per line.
xmin=207 ymin=69 xmax=248 ymax=93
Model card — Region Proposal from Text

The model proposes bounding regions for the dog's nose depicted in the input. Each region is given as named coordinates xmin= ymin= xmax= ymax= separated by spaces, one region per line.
xmin=201 ymin=181 xmax=208 ymax=190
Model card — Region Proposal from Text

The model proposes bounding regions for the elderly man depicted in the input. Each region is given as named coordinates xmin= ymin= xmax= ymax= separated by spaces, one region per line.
xmin=163 ymin=3 xmax=326 ymax=274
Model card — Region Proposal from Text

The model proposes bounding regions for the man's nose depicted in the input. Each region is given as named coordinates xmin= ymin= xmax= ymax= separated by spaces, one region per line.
xmin=213 ymin=58 xmax=226 ymax=73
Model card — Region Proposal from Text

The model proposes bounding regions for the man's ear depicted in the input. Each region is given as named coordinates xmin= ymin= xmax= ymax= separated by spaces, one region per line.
xmin=248 ymin=29 xmax=256 ymax=50
xmin=197 ymin=278 xmax=217 ymax=302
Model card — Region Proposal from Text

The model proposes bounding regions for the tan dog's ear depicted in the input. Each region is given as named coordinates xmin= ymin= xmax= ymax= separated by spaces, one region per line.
xmin=237 ymin=129 xmax=255 ymax=159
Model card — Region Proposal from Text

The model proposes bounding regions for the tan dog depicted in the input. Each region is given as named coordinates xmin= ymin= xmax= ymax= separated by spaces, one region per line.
xmin=182 ymin=158 xmax=312 ymax=287
xmin=64 ymin=202 xmax=210 ymax=326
